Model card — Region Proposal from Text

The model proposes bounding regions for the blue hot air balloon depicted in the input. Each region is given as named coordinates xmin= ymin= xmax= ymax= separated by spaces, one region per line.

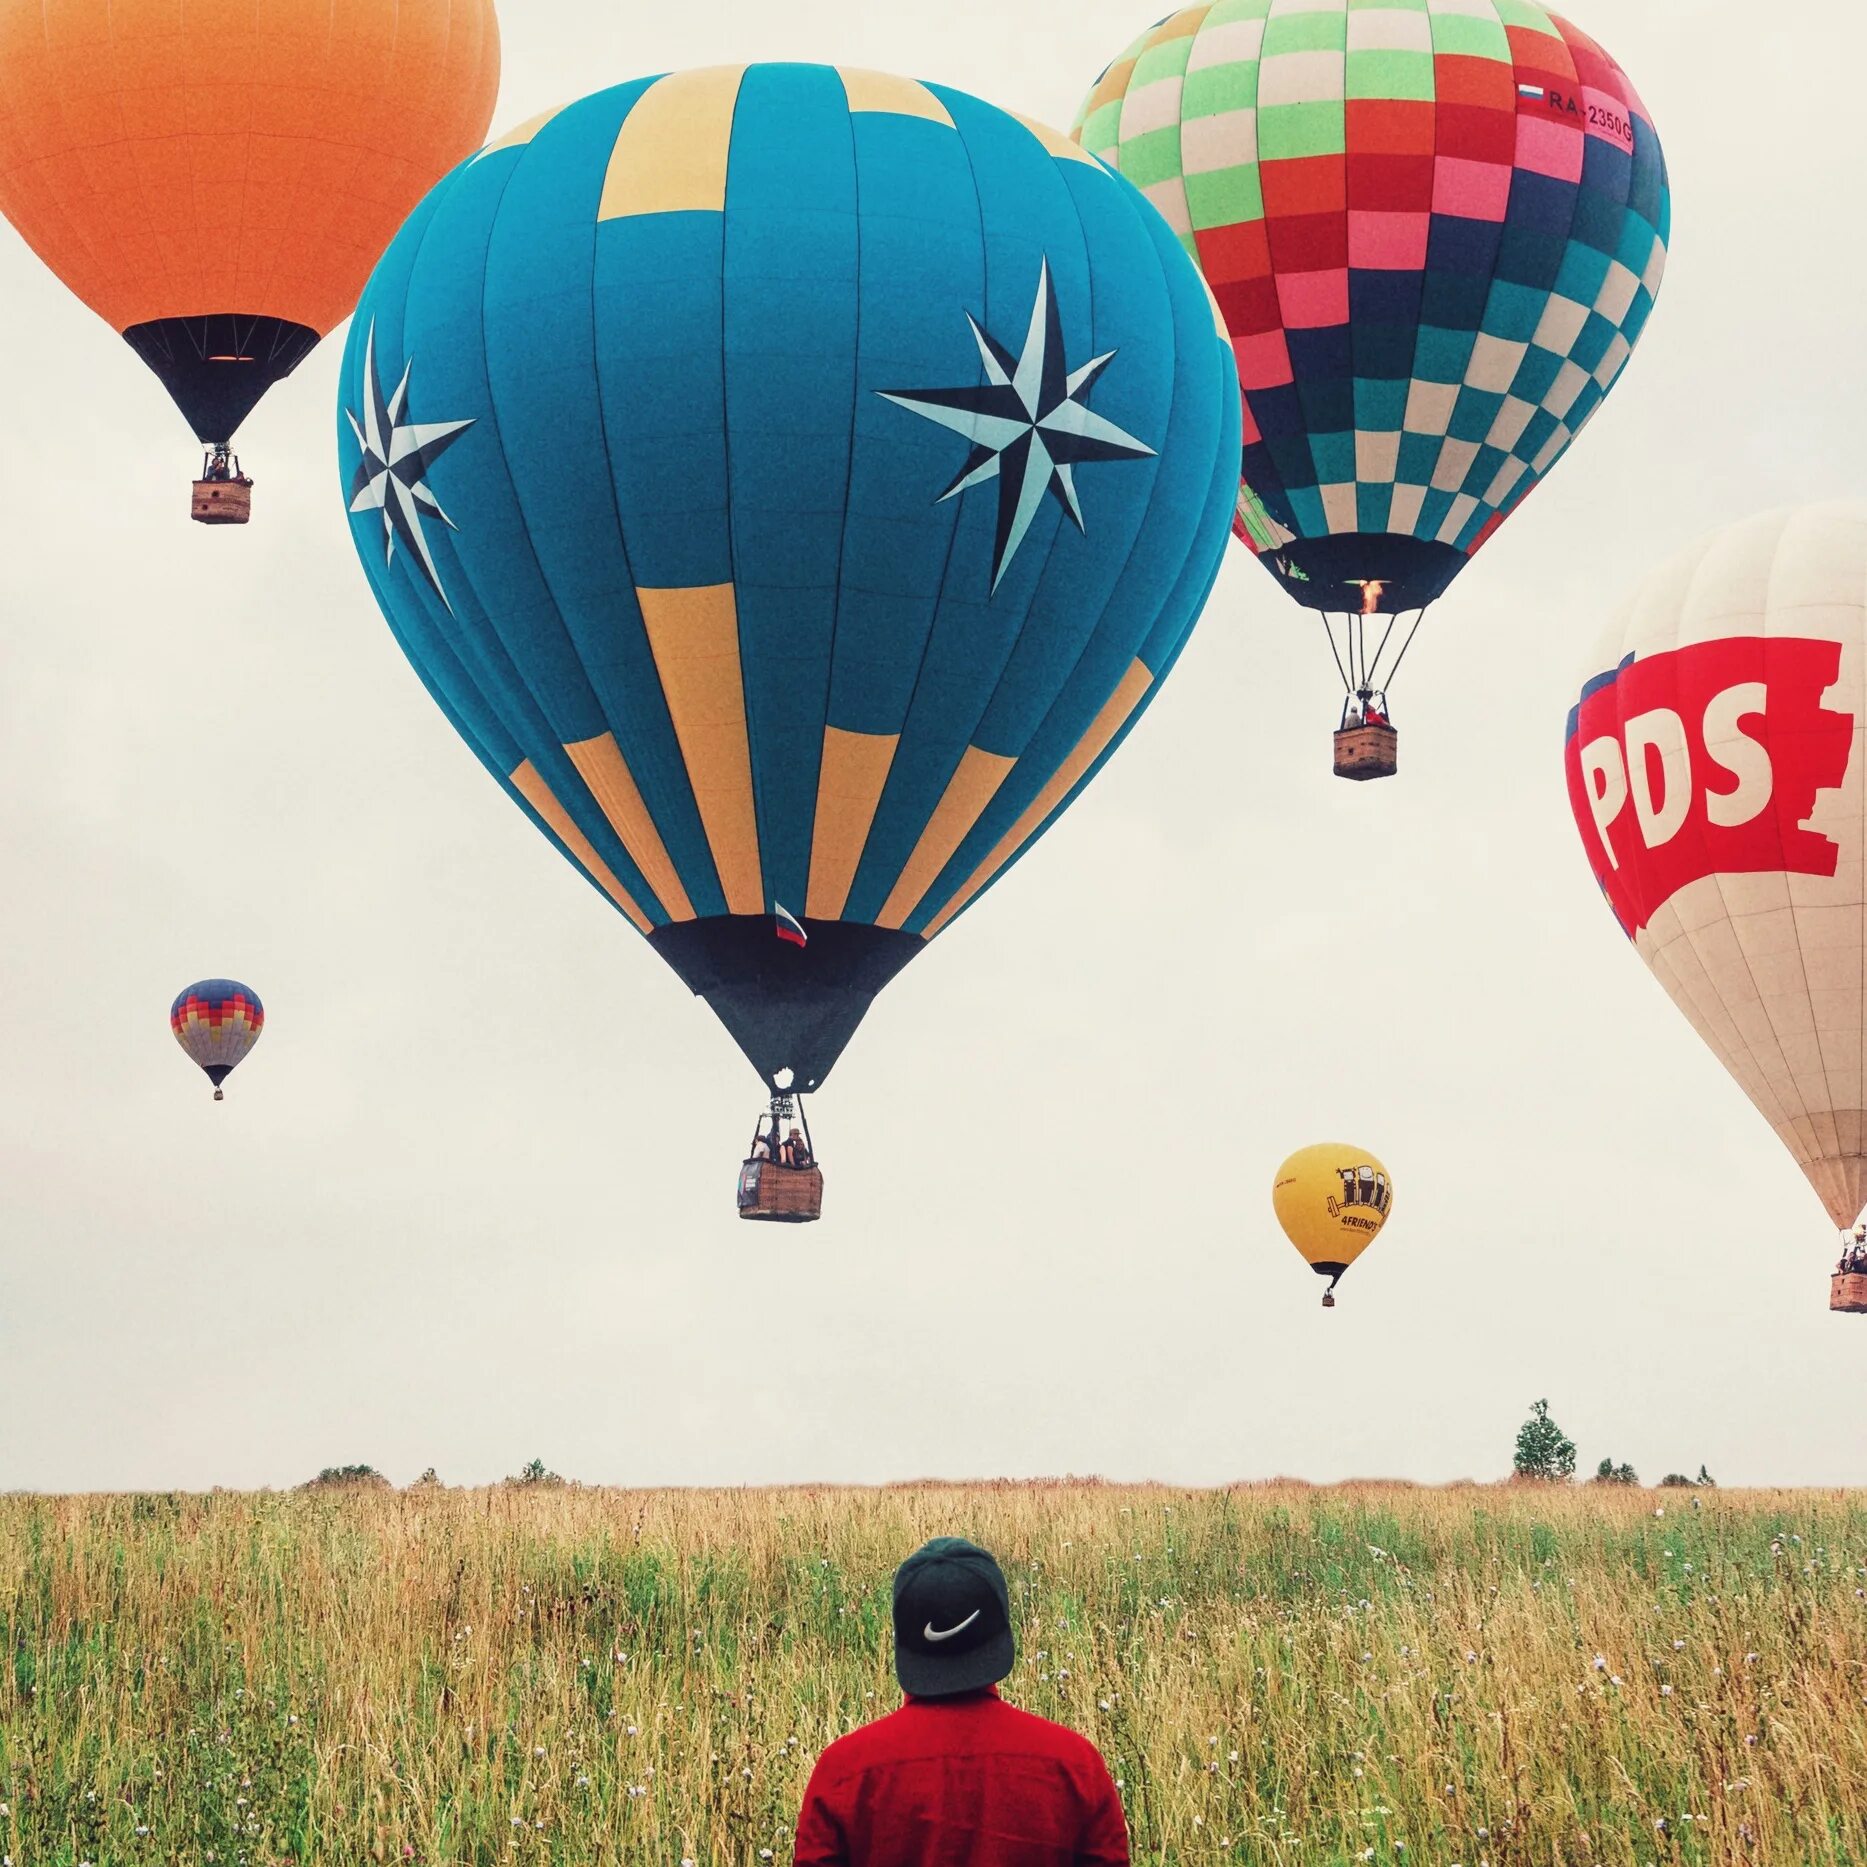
xmin=338 ymin=63 xmax=1239 ymax=1128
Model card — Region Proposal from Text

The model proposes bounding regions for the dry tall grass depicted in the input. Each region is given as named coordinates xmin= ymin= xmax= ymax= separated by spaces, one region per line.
xmin=2 ymin=1483 xmax=1864 ymax=1864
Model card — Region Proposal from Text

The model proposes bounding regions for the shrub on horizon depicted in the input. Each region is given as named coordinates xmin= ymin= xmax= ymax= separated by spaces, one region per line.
xmin=304 ymin=1465 xmax=389 ymax=1491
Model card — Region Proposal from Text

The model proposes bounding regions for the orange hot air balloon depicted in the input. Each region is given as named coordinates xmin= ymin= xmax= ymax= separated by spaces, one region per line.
xmin=0 ymin=0 xmax=500 ymax=521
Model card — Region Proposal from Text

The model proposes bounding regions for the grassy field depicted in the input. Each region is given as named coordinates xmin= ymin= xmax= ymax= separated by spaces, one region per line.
xmin=2 ymin=1483 xmax=1864 ymax=1866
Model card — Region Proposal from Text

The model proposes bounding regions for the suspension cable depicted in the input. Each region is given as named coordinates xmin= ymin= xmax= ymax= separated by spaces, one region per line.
xmin=1365 ymin=609 xmax=1398 ymax=689
xmin=1317 ymin=611 xmax=1352 ymax=693
xmin=1376 ymin=607 xmax=1430 ymax=694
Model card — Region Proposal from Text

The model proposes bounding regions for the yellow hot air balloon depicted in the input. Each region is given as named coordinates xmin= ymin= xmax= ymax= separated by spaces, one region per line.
xmin=1272 ymin=1144 xmax=1394 ymax=1308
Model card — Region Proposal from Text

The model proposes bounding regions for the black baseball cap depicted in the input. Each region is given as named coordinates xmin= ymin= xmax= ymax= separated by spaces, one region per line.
xmin=892 ymin=1536 xmax=1015 ymax=1697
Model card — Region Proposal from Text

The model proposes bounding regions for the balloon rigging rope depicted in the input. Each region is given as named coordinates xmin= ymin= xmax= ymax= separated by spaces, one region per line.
xmin=1319 ymin=611 xmax=1352 ymax=694
xmin=1374 ymin=607 xmax=1429 ymax=694
xmin=1366 ymin=609 xmax=1398 ymax=688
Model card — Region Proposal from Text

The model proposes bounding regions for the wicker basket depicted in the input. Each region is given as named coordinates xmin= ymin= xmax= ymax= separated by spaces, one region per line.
xmin=1829 ymin=1270 xmax=1867 ymax=1314
xmin=192 ymin=479 xmax=252 ymax=525
xmin=1334 ymin=723 xmax=1398 ymax=781
xmin=737 ymin=1160 xmax=824 ymax=1223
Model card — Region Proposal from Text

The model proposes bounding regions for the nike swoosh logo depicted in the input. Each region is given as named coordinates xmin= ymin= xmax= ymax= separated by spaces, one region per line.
xmin=923 ymin=1609 xmax=981 ymax=1643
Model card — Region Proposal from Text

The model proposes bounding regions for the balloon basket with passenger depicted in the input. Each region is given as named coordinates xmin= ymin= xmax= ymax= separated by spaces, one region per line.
xmin=1831 ymin=1226 xmax=1867 ymax=1314
xmin=737 ymin=1089 xmax=823 ymax=1224
xmin=1309 ymin=576 xmax=1420 ymax=784
xmin=1333 ymin=692 xmax=1398 ymax=781
xmin=191 ymin=447 xmax=253 ymax=526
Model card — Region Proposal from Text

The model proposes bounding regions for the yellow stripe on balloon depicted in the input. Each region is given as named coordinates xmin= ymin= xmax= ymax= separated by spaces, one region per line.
xmin=1080 ymin=57 xmax=1141 ymax=124
xmin=509 ymin=761 xmax=653 ymax=934
xmin=837 ymin=69 xmax=954 ymax=126
xmin=806 ymin=725 xmax=899 ymax=921
xmin=877 ymin=744 xmax=1017 ymax=931
xmin=1010 ymin=112 xmax=1107 ymax=168
xmin=1153 ymin=4 xmax=1214 ymax=42
xmin=921 ymin=659 xmax=1154 ymax=938
xmin=598 ymin=66 xmax=747 ymax=220
xmin=476 ymin=105 xmax=568 ymax=160
xmin=636 ymin=584 xmax=764 ymax=916
xmin=564 ymin=731 xmax=694 ymax=922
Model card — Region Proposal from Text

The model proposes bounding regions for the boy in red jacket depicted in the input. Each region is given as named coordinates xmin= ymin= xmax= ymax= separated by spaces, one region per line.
xmin=793 ymin=1536 xmax=1130 ymax=1867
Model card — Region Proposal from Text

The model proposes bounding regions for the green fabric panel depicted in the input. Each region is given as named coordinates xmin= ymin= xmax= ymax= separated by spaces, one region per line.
xmin=1262 ymin=9 xmax=1347 ymax=55
xmin=1070 ymin=20 xmax=1165 ymax=137
xmin=1183 ymin=57 xmax=1261 ymax=118
xmin=1494 ymin=0 xmax=1563 ymax=35
xmin=1116 ymin=124 xmax=1192 ymax=189
xmin=1427 ymin=11 xmax=1511 ymax=58
xmin=1236 ymin=483 xmax=1284 ymax=550
xmin=1347 ymin=47 xmax=1434 ymax=100
xmin=1076 ymin=99 xmax=1123 ymax=154
xmin=1133 ymin=33 xmax=1198 ymax=85
xmin=1186 ymin=161 xmax=1264 ymax=228
xmin=1256 ymin=99 xmax=1345 ymax=160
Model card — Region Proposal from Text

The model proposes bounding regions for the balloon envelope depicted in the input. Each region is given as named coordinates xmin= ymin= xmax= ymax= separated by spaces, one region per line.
xmin=1565 ymin=502 xmax=1867 ymax=1231
xmin=1273 ymin=1142 xmax=1394 ymax=1284
xmin=1074 ymin=1 xmax=1669 ymax=617
xmin=338 ymin=64 xmax=1241 ymax=1093
xmin=171 ymin=980 xmax=265 ymax=1091
xmin=0 ymin=0 xmax=500 ymax=441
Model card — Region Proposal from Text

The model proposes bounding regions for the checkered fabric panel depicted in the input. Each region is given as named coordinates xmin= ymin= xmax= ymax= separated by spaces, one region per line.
xmin=1075 ymin=0 xmax=1669 ymax=611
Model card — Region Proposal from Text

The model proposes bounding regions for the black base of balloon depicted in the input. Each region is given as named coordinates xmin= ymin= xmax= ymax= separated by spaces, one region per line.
xmin=124 ymin=315 xmax=321 ymax=443
xmin=650 ymin=916 xmax=923 ymax=1094
xmin=1254 ymin=532 xmax=1467 ymax=615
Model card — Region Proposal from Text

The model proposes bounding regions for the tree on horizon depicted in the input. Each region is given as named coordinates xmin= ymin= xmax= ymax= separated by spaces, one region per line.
xmin=1513 ymin=1400 xmax=1577 ymax=1483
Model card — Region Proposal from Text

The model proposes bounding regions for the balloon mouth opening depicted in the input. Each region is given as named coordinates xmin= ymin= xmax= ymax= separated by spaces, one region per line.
xmin=208 ymin=355 xmax=255 ymax=363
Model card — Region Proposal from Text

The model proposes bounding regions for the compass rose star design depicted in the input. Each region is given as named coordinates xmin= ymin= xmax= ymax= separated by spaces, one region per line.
xmin=345 ymin=321 xmax=476 ymax=609
xmin=880 ymin=258 xmax=1156 ymax=592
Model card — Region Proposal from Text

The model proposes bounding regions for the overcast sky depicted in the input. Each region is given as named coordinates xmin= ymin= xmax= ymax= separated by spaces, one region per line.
xmin=1 ymin=0 xmax=1862 ymax=1495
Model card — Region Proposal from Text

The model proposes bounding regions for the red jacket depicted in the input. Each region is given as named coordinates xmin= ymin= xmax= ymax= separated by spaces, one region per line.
xmin=793 ymin=1687 xmax=1130 ymax=1867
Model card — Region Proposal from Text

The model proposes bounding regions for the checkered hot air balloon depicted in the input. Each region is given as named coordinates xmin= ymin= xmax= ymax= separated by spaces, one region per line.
xmin=1075 ymin=0 xmax=1670 ymax=773
xmin=337 ymin=64 xmax=1241 ymax=1104
xmin=171 ymin=981 xmax=264 ymax=1102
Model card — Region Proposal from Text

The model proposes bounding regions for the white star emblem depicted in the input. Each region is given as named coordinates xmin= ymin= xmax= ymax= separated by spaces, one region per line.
xmin=880 ymin=258 xmax=1156 ymax=592
xmin=345 ymin=321 xmax=476 ymax=609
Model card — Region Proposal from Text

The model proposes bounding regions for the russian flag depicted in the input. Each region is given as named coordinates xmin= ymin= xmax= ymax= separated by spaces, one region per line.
xmin=774 ymin=902 xmax=808 ymax=948
xmin=1518 ymin=82 xmax=1546 ymax=99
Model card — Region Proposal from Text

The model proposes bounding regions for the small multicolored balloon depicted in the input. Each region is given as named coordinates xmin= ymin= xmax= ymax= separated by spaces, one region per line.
xmin=171 ymin=981 xmax=265 ymax=1102
xmin=1272 ymin=1142 xmax=1394 ymax=1306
